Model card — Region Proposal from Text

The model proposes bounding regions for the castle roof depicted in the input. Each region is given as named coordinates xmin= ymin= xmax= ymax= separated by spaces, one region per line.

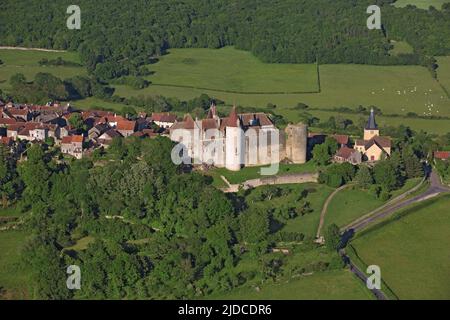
xmin=226 ymin=106 xmax=241 ymax=128
xmin=207 ymin=103 xmax=217 ymax=119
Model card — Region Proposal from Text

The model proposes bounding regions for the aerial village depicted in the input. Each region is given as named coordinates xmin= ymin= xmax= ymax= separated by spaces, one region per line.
xmin=0 ymin=99 xmax=449 ymax=165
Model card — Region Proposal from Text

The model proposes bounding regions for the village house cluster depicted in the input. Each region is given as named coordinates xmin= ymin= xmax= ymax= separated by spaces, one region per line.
xmin=0 ymin=100 xmax=178 ymax=159
xmin=302 ymin=108 xmax=392 ymax=165
xmin=2 ymin=98 xmax=446 ymax=167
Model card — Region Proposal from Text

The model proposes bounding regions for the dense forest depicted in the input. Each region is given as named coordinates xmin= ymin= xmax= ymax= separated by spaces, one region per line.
xmin=2 ymin=124 xmax=437 ymax=299
xmin=1 ymin=0 xmax=449 ymax=80
xmin=3 ymin=136 xmax=347 ymax=299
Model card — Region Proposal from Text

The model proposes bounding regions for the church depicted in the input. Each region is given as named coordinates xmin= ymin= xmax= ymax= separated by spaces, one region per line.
xmin=354 ymin=108 xmax=391 ymax=162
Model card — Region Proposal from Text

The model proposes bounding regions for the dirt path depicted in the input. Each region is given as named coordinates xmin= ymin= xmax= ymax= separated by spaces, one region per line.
xmin=316 ymin=184 xmax=352 ymax=238
xmin=0 ymin=46 xmax=66 ymax=53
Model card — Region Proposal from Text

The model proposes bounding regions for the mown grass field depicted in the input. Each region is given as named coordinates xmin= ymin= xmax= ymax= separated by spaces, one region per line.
xmin=390 ymin=41 xmax=414 ymax=55
xmin=145 ymin=47 xmax=319 ymax=93
xmin=116 ymin=47 xmax=450 ymax=118
xmin=393 ymin=0 xmax=449 ymax=9
xmin=210 ymin=269 xmax=373 ymax=300
xmin=0 ymin=230 xmax=30 ymax=299
xmin=349 ymin=195 xmax=450 ymax=299
xmin=306 ymin=109 xmax=450 ymax=135
xmin=0 ymin=49 xmax=85 ymax=92
xmin=324 ymin=178 xmax=422 ymax=229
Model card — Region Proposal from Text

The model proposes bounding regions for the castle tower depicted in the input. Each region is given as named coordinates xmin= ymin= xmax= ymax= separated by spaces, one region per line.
xmin=364 ymin=108 xmax=379 ymax=140
xmin=207 ymin=102 xmax=218 ymax=120
xmin=225 ymin=106 xmax=244 ymax=171
xmin=285 ymin=123 xmax=307 ymax=164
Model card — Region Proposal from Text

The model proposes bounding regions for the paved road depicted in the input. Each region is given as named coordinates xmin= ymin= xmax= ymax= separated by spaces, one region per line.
xmin=340 ymin=169 xmax=449 ymax=300
xmin=345 ymin=171 xmax=450 ymax=233
xmin=340 ymin=250 xmax=388 ymax=300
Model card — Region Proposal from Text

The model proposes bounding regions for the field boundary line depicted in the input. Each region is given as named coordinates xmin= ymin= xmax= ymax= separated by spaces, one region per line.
xmin=150 ymin=83 xmax=321 ymax=95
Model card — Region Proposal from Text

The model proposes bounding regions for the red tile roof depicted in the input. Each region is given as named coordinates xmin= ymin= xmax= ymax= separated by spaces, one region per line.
xmin=152 ymin=112 xmax=177 ymax=123
xmin=62 ymin=135 xmax=83 ymax=144
xmin=336 ymin=146 xmax=357 ymax=159
xmin=333 ymin=134 xmax=349 ymax=145
xmin=116 ymin=120 xmax=136 ymax=131
xmin=226 ymin=106 xmax=240 ymax=128
xmin=356 ymin=136 xmax=391 ymax=149
xmin=0 ymin=137 xmax=12 ymax=145
xmin=0 ymin=118 xmax=18 ymax=125
xmin=434 ymin=151 xmax=450 ymax=160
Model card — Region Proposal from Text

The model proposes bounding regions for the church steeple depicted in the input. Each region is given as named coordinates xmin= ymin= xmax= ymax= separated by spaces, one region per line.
xmin=366 ymin=108 xmax=378 ymax=130
xmin=364 ymin=108 xmax=380 ymax=140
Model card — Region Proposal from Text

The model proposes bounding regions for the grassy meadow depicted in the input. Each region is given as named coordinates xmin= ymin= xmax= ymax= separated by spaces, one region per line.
xmin=349 ymin=195 xmax=450 ymax=299
xmin=146 ymin=47 xmax=319 ymax=93
xmin=210 ymin=269 xmax=373 ymax=300
xmin=0 ymin=230 xmax=30 ymax=299
xmin=116 ymin=47 xmax=450 ymax=118
xmin=324 ymin=178 xmax=422 ymax=229
xmin=0 ymin=49 xmax=85 ymax=92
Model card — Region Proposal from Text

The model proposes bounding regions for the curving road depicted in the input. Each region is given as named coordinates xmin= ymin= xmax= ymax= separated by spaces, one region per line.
xmin=339 ymin=169 xmax=450 ymax=300
xmin=345 ymin=170 xmax=450 ymax=233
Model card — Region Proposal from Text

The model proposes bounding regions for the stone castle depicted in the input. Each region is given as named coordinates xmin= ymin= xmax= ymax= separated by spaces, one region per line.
xmin=170 ymin=104 xmax=307 ymax=171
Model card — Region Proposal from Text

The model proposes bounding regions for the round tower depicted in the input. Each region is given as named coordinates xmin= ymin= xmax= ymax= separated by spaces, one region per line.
xmin=285 ymin=123 xmax=307 ymax=164
xmin=225 ymin=107 xmax=244 ymax=171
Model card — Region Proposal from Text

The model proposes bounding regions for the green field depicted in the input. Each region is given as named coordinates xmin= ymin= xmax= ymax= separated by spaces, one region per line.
xmin=325 ymin=178 xmax=422 ymax=229
xmin=211 ymin=269 xmax=373 ymax=300
xmin=393 ymin=0 xmax=450 ymax=9
xmin=390 ymin=41 xmax=414 ymax=55
xmin=146 ymin=47 xmax=319 ymax=93
xmin=0 ymin=49 xmax=85 ymax=91
xmin=349 ymin=195 xmax=450 ymax=299
xmin=0 ymin=230 xmax=30 ymax=299
xmin=115 ymin=47 xmax=450 ymax=118
xmin=307 ymin=109 xmax=450 ymax=135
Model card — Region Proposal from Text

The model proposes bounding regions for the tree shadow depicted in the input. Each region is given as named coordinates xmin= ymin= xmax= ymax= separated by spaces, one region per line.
xmin=340 ymin=228 xmax=355 ymax=249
